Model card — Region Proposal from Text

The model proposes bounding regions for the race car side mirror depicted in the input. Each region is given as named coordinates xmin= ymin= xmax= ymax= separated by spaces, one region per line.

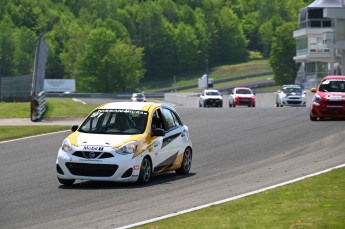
xmin=71 ymin=125 xmax=79 ymax=132
xmin=152 ymin=128 xmax=165 ymax=137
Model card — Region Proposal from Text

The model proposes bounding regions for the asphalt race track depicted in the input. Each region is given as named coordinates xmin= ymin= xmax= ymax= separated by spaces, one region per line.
xmin=1 ymin=98 xmax=345 ymax=228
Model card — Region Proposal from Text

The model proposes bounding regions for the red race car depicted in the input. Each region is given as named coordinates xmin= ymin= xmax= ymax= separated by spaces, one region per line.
xmin=310 ymin=75 xmax=345 ymax=121
xmin=229 ymin=87 xmax=255 ymax=107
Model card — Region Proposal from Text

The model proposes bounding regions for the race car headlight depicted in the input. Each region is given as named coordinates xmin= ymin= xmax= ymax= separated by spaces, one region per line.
xmin=61 ymin=139 xmax=72 ymax=152
xmin=302 ymin=93 xmax=306 ymax=98
xmin=313 ymin=94 xmax=322 ymax=103
xmin=116 ymin=141 xmax=138 ymax=155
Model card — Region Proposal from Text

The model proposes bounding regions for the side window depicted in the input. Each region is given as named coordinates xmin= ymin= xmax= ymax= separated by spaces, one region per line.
xmin=151 ymin=109 xmax=165 ymax=131
xmin=161 ymin=108 xmax=181 ymax=131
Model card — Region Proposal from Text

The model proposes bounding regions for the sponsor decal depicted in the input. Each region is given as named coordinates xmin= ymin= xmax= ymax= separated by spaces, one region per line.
xmin=83 ymin=146 xmax=104 ymax=151
xmin=133 ymin=165 xmax=140 ymax=170
xmin=95 ymin=109 xmax=148 ymax=115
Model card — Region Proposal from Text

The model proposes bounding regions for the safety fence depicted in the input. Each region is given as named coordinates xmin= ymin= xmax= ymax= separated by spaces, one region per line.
xmin=31 ymin=33 xmax=48 ymax=121
xmin=0 ymin=75 xmax=32 ymax=102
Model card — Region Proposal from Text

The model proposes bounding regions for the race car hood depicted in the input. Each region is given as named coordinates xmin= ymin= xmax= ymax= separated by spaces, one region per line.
xmin=71 ymin=132 xmax=134 ymax=148
xmin=286 ymin=92 xmax=302 ymax=96
xmin=205 ymin=95 xmax=222 ymax=99
xmin=318 ymin=92 xmax=345 ymax=100
xmin=237 ymin=94 xmax=254 ymax=98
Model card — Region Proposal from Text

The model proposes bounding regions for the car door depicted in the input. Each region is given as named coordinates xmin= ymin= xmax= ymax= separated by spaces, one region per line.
xmin=152 ymin=107 xmax=185 ymax=174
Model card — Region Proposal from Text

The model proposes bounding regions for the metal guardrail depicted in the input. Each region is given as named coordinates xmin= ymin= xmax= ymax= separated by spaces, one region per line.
xmin=31 ymin=91 xmax=46 ymax=121
xmin=46 ymin=92 xmax=165 ymax=99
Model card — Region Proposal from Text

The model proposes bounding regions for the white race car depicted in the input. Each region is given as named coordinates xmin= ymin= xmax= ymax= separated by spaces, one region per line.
xmin=56 ymin=102 xmax=193 ymax=185
xmin=199 ymin=89 xmax=223 ymax=107
xmin=276 ymin=85 xmax=307 ymax=107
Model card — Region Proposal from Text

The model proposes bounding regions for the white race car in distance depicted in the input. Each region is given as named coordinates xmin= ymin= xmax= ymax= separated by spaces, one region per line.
xmin=276 ymin=85 xmax=307 ymax=107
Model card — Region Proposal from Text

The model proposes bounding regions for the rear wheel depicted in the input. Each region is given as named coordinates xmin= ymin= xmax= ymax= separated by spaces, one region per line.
xmin=175 ymin=147 xmax=192 ymax=175
xmin=58 ymin=177 xmax=75 ymax=186
xmin=137 ymin=157 xmax=152 ymax=184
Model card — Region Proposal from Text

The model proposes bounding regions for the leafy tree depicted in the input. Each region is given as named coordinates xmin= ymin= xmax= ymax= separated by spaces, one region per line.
xmin=0 ymin=15 xmax=16 ymax=77
xmin=270 ymin=22 xmax=299 ymax=85
xmin=105 ymin=42 xmax=145 ymax=92
xmin=75 ymin=27 xmax=144 ymax=92
xmin=174 ymin=23 xmax=199 ymax=73
xmin=12 ymin=27 xmax=36 ymax=75
xmin=210 ymin=7 xmax=248 ymax=64
xmin=75 ymin=28 xmax=117 ymax=92
xmin=158 ymin=0 xmax=179 ymax=23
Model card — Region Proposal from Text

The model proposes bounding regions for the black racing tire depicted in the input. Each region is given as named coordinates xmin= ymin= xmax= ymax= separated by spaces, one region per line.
xmin=137 ymin=157 xmax=152 ymax=184
xmin=229 ymin=103 xmax=232 ymax=107
xmin=175 ymin=147 xmax=192 ymax=175
xmin=58 ymin=177 xmax=75 ymax=186
xmin=310 ymin=113 xmax=317 ymax=121
xmin=233 ymin=103 xmax=236 ymax=107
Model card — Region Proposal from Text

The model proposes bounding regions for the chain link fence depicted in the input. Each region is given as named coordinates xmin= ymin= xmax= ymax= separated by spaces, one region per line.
xmin=0 ymin=75 xmax=32 ymax=102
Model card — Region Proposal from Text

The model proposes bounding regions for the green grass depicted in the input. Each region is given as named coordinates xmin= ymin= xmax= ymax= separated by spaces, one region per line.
xmin=44 ymin=98 xmax=98 ymax=117
xmin=140 ymin=59 xmax=271 ymax=92
xmin=0 ymin=98 xmax=97 ymax=141
xmin=0 ymin=101 xmax=31 ymax=118
xmin=0 ymin=126 xmax=70 ymax=141
xmin=136 ymin=167 xmax=345 ymax=228
xmin=0 ymin=98 xmax=98 ymax=118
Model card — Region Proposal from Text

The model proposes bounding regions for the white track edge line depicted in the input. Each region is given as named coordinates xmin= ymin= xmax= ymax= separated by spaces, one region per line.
xmin=117 ymin=163 xmax=345 ymax=229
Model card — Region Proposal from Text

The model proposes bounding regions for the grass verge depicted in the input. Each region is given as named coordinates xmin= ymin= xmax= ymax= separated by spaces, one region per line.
xmin=137 ymin=167 xmax=345 ymax=228
xmin=0 ymin=98 xmax=97 ymax=118
xmin=0 ymin=126 xmax=70 ymax=142
xmin=141 ymin=59 xmax=271 ymax=92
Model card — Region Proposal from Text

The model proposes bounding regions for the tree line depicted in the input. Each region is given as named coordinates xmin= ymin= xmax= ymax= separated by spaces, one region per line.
xmin=0 ymin=0 xmax=313 ymax=92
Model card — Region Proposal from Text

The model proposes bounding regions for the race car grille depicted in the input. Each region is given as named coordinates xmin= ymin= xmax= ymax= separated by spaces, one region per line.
xmin=73 ymin=151 xmax=114 ymax=159
xmin=287 ymin=100 xmax=302 ymax=104
xmin=287 ymin=96 xmax=301 ymax=99
xmin=321 ymin=107 xmax=345 ymax=114
xmin=65 ymin=162 xmax=118 ymax=177
xmin=238 ymin=98 xmax=251 ymax=104
xmin=323 ymin=101 xmax=345 ymax=105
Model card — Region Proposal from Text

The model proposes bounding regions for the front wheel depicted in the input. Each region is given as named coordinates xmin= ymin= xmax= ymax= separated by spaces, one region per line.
xmin=175 ymin=147 xmax=192 ymax=175
xmin=58 ymin=177 xmax=75 ymax=186
xmin=137 ymin=157 xmax=152 ymax=184
xmin=310 ymin=113 xmax=317 ymax=121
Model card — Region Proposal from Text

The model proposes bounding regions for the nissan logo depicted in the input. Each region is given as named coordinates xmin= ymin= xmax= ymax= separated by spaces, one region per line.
xmin=89 ymin=152 xmax=95 ymax=158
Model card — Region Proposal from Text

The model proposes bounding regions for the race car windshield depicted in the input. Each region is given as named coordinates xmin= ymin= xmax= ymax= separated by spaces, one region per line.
xmin=79 ymin=109 xmax=148 ymax=135
xmin=206 ymin=91 xmax=220 ymax=96
xmin=283 ymin=87 xmax=302 ymax=94
xmin=236 ymin=89 xmax=252 ymax=94
xmin=319 ymin=80 xmax=345 ymax=93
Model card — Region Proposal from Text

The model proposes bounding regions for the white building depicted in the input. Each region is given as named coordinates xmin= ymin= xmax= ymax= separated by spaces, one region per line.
xmin=293 ymin=0 xmax=345 ymax=89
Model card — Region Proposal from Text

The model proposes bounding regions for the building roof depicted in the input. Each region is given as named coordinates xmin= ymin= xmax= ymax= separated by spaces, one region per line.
xmin=307 ymin=0 xmax=344 ymax=8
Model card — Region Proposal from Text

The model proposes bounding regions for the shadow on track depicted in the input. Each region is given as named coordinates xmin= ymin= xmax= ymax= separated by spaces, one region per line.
xmin=58 ymin=172 xmax=196 ymax=190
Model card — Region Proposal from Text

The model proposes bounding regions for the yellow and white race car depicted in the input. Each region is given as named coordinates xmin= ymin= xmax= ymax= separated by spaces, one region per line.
xmin=56 ymin=102 xmax=192 ymax=185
